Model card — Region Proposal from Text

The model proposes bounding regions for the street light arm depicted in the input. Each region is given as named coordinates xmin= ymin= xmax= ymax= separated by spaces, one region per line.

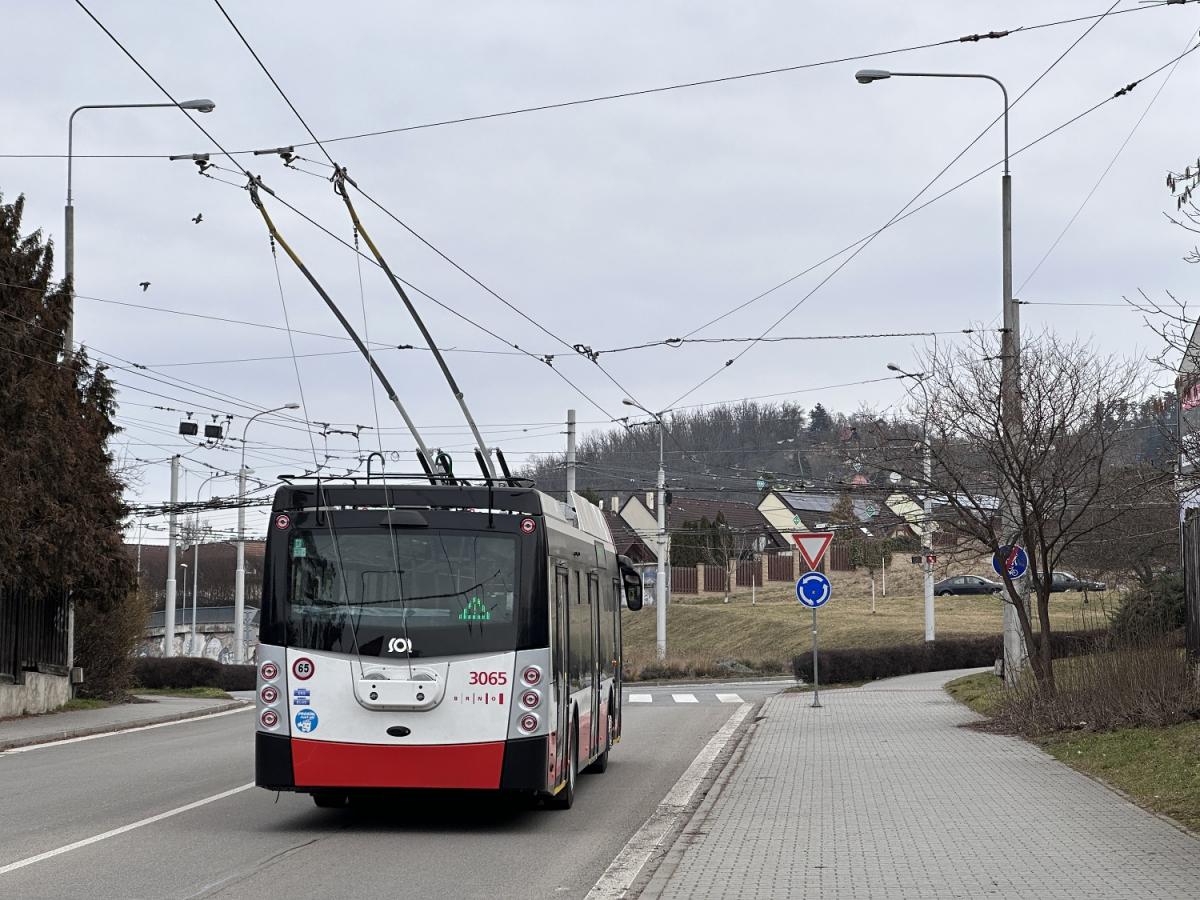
xmin=871 ymin=72 xmax=1009 ymax=173
xmin=67 ymin=100 xmax=215 ymax=203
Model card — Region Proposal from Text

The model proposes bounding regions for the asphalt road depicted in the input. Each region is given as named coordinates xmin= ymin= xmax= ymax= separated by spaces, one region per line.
xmin=0 ymin=682 xmax=779 ymax=900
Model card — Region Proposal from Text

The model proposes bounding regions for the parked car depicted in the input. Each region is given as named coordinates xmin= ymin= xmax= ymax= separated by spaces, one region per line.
xmin=933 ymin=575 xmax=1003 ymax=596
xmin=1050 ymin=570 xmax=1106 ymax=593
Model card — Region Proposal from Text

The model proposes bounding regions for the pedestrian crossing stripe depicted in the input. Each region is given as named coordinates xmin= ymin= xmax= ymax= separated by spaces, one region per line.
xmin=628 ymin=694 xmax=652 ymax=703
xmin=672 ymin=693 xmax=699 ymax=703
xmin=716 ymin=693 xmax=744 ymax=703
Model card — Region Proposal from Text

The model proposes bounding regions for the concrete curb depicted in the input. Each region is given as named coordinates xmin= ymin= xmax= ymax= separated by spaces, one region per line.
xmin=0 ymin=700 xmax=251 ymax=751
xmin=623 ymin=699 xmax=765 ymax=899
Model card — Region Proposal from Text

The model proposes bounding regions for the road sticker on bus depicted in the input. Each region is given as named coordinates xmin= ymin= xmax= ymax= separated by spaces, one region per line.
xmin=292 ymin=657 xmax=315 ymax=680
xmin=295 ymin=709 xmax=319 ymax=733
xmin=292 ymin=688 xmax=311 ymax=705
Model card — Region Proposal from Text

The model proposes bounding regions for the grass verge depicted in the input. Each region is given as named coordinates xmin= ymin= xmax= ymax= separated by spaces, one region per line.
xmin=60 ymin=697 xmax=112 ymax=712
xmin=1039 ymin=723 xmax=1200 ymax=833
xmin=944 ymin=672 xmax=1006 ymax=716
xmin=945 ymin=662 xmax=1200 ymax=834
xmin=135 ymin=687 xmax=233 ymax=700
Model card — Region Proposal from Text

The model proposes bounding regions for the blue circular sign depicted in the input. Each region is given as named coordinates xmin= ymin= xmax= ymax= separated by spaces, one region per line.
xmin=796 ymin=571 xmax=831 ymax=608
xmin=992 ymin=545 xmax=1029 ymax=580
xmin=294 ymin=708 xmax=319 ymax=734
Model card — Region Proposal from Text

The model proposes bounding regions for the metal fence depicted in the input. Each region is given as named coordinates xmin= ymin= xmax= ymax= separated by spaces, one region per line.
xmin=735 ymin=560 xmax=763 ymax=587
xmin=670 ymin=566 xmax=698 ymax=595
xmin=767 ymin=553 xmax=794 ymax=582
xmin=1183 ymin=510 xmax=1199 ymax=658
xmin=0 ymin=585 xmax=69 ymax=683
xmin=703 ymin=565 xmax=726 ymax=593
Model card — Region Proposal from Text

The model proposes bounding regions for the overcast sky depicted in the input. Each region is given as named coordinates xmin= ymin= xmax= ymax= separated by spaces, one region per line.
xmin=3 ymin=1 xmax=1199 ymax=543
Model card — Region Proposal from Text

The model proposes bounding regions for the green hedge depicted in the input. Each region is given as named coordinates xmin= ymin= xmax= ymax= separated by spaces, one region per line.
xmin=133 ymin=657 xmax=256 ymax=691
xmin=791 ymin=629 xmax=1105 ymax=684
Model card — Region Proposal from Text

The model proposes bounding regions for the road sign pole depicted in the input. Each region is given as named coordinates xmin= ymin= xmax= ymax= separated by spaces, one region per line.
xmin=811 ymin=606 xmax=821 ymax=708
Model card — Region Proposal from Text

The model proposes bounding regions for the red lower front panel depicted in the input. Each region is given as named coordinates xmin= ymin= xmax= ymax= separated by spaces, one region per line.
xmin=292 ymin=739 xmax=506 ymax=789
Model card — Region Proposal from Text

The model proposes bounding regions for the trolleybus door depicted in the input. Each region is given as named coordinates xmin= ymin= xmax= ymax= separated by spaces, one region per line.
xmin=588 ymin=573 xmax=601 ymax=756
xmin=554 ymin=567 xmax=570 ymax=783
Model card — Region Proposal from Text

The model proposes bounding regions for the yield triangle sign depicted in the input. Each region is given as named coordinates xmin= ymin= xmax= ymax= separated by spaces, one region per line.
xmin=792 ymin=532 xmax=834 ymax=570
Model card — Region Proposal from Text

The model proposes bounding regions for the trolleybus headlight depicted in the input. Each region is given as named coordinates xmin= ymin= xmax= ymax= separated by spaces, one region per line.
xmin=260 ymin=709 xmax=280 ymax=729
xmin=260 ymin=685 xmax=280 ymax=706
xmin=259 ymin=661 xmax=279 ymax=682
xmin=519 ymin=712 xmax=539 ymax=733
xmin=520 ymin=689 xmax=541 ymax=709
xmin=521 ymin=665 xmax=542 ymax=687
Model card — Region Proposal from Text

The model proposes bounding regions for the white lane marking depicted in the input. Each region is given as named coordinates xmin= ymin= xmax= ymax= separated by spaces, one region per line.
xmin=627 ymin=694 xmax=653 ymax=703
xmin=0 ymin=783 xmax=254 ymax=876
xmin=1 ymin=705 xmax=253 ymax=754
xmin=671 ymin=693 xmax=698 ymax=704
xmin=715 ymin=693 xmax=744 ymax=704
xmin=586 ymin=703 xmax=752 ymax=900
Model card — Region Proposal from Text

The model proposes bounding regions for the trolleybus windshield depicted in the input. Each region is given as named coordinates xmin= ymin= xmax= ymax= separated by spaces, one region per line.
xmin=283 ymin=529 xmax=520 ymax=657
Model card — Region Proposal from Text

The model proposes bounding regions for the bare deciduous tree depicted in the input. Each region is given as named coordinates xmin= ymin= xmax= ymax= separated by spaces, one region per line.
xmin=874 ymin=333 xmax=1151 ymax=691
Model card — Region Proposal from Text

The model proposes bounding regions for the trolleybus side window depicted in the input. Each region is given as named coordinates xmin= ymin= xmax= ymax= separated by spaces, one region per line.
xmin=568 ymin=566 xmax=593 ymax=693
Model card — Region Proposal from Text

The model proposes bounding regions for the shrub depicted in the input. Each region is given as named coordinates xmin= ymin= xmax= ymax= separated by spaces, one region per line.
xmin=1110 ymin=571 xmax=1185 ymax=641
xmin=993 ymin=634 xmax=1200 ymax=736
xmin=74 ymin=588 xmax=152 ymax=700
xmin=133 ymin=656 xmax=222 ymax=690
xmin=792 ymin=629 xmax=1107 ymax=684
xmin=216 ymin=664 xmax=256 ymax=691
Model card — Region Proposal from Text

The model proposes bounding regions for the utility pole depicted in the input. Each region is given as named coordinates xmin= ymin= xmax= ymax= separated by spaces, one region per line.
xmin=856 ymin=67 xmax=1023 ymax=676
xmin=164 ymin=455 xmax=180 ymax=657
xmin=923 ymin=440 xmax=935 ymax=642
xmin=622 ymin=398 xmax=670 ymax=658
xmin=235 ymin=466 xmax=247 ymax=664
xmin=1000 ymin=150 xmax=1029 ymax=682
xmin=235 ymin=403 xmax=298 ymax=664
xmin=655 ymin=420 xmax=667 ymax=658
xmin=565 ymin=409 xmax=577 ymax=495
xmin=191 ymin=539 xmax=200 ymax=656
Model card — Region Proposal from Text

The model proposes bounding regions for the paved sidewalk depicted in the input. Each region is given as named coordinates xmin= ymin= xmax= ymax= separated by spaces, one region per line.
xmin=0 ymin=694 xmax=248 ymax=750
xmin=641 ymin=669 xmax=1200 ymax=899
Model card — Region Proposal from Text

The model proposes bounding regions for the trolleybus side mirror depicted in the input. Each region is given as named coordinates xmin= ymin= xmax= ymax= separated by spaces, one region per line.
xmin=623 ymin=573 xmax=643 ymax=611
xmin=618 ymin=555 xmax=643 ymax=611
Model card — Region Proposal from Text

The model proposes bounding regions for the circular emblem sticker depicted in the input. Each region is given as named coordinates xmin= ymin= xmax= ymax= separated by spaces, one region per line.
xmin=260 ymin=661 xmax=279 ymax=681
xmin=292 ymin=657 xmax=315 ymax=680
xmin=260 ymin=685 xmax=279 ymax=705
xmin=260 ymin=709 xmax=279 ymax=729
xmin=274 ymin=514 xmax=290 ymax=530
xmin=520 ymin=517 xmax=537 ymax=534
xmin=295 ymin=708 xmax=319 ymax=734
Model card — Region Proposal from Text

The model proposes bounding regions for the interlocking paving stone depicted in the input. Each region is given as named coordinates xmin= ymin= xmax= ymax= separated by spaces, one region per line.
xmin=643 ymin=669 xmax=1200 ymax=899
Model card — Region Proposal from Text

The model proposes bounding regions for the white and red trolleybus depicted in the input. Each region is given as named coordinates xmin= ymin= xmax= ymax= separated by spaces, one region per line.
xmin=254 ymin=480 xmax=644 ymax=809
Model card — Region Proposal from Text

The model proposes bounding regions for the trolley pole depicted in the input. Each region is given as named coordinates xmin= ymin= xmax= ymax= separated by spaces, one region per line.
xmin=235 ymin=466 xmax=247 ymax=664
xmin=164 ymin=455 xmax=180 ymax=657
xmin=565 ymin=409 xmax=576 ymax=495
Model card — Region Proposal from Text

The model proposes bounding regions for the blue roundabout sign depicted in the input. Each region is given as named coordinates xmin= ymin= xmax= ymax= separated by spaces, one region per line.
xmin=796 ymin=571 xmax=832 ymax=609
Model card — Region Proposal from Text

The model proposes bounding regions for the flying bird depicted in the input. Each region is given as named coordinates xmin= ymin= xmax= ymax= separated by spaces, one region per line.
xmin=192 ymin=213 xmax=203 ymax=224
xmin=139 ymin=282 xmax=150 ymax=292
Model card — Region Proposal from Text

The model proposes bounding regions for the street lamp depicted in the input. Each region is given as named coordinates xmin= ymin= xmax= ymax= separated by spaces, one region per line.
xmin=623 ymin=398 xmax=670 ymax=659
xmin=888 ymin=364 xmax=935 ymax=642
xmin=189 ymin=471 xmax=228 ymax=656
xmin=859 ymin=69 xmax=1026 ymax=676
xmin=178 ymin=561 xmax=189 ymax=657
xmin=235 ymin=403 xmax=300 ymax=663
xmin=65 ymin=99 xmax=216 ymax=351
